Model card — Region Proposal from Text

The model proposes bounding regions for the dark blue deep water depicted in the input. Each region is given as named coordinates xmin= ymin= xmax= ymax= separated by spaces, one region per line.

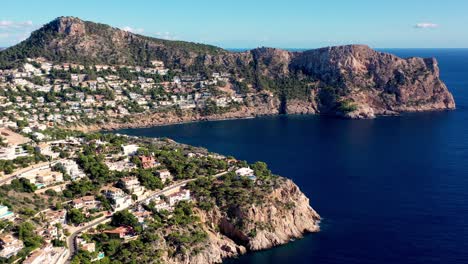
xmin=117 ymin=49 xmax=468 ymax=264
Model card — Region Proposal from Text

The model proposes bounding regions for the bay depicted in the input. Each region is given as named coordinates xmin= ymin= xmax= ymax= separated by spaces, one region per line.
xmin=116 ymin=49 xmax=468 ymax=264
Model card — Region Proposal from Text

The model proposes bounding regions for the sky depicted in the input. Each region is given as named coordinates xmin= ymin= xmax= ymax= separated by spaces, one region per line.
xmin=1 ymin=0 xmax=467 ymax=49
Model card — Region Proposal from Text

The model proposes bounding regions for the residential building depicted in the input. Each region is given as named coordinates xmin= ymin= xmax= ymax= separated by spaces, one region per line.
xmin=139 ymin=155 xmax=160 ymax=169
xmin=156 ymin=169 xmax=173 ymax=183
xmin=36 ymin=171 xmax=64 ymax=187
xmin=44 ymin=209 xmax=67 ymax=226
xmin=103 ymin=226 xmax=135 ymax=239
xmin=23 ymin=246 xmax=67 ymax=264
xmin=72 ymin=196 xmax=101 ymax=211
xmin=23 ymin=250 xmax=46 ymax=264
xmin=235 ymin=167 xmax=255 ymax=177
xmin=105 ymin=159 xmax=136 ymax=171
xmin=112 ymin=196 xmax=133 ymax=211
xmin=154 ymin=200 xmax=171 ymax=211
xmin=35 ymin=143 xmax=60 ymax=159
xmin=168 ymin=189 xmax=191 ymax=206
xmin=0 ymin=234 xmax=24 ymax=258
xmin=101 ymin=187 xmax=132 ymax=211
xmin=76 ymin=237 xmax=96 ymax=253
xmin=133 ymin=210 xmax=152 ymax=224
xmin=101 ymin=187 xmax=125 ymax=200
xmin=121 ymin=144 xmax=139 ymax=156
xmin=0 ymin=145 xmax=29 ymax=160
xmin=120 ymin=177 xmax=145 ymax=196
xmin=60 ymin=160 xmax=86 ymax=180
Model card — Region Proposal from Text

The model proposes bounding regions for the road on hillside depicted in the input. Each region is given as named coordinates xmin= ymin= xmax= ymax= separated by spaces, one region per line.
xmin=65 ymin=168 xmax=231 ymax=262
xmin=0 ymin=159 xmax=64 ymax=186
xmin=65 ymin=216 xmax=110 ymax=263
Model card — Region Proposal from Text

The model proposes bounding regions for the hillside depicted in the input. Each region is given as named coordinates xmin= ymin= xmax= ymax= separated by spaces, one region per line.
xmin=0 ymin=16 xmax=455 ymax=119
xmin=0 ymin=16 xmax=226 ymax=69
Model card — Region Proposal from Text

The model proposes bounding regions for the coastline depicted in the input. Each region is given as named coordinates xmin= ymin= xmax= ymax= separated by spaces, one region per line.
xmin=67 ymin=104 xmax=456 ymax=133
xmin=68 ymin=98 xmax=287 ymax=132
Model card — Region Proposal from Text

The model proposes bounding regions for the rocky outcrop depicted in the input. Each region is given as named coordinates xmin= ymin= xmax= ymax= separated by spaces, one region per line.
xmin=291 ymin=45 xmax=455 ymax=117
xmin=161 ymin=178 xmax=320 ymax=264
xmin=162 ymin=228 xmax=246 ymax=264
xmin=220 ymin=178 xmax=320 ymax=251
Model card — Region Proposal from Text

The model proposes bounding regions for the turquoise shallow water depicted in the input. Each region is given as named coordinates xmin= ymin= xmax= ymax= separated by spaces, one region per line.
xmin=116 ymin=49 xmax=468 ymax=264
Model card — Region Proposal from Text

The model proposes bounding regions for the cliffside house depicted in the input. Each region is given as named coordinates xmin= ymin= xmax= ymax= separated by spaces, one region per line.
xmin=139 ymin=155 xmax=160 ymax=169
xmin=121 ymin=144 xmax=139 ymax=156
xmin=168 ymin=189 xmax=191 ymax=206
xmin=235 ymin=167 xmax=254 ymax=177
xmin=156 ymin=169 xmax=173 ymax=183
xmin=60 ymin=159 xmax=86 ymax=180
xmin=76 ymin=237 xmax=96 ymax=253
xmin=102 ymin=186 xmax=125 ymax=199
xmin=101 ymin=187 xmax=132 ymax=211
xmin=44 ymin=209 xmax=67 ymax=226
xmin=120 ymin=177 xmax=145 ymax=196
xmin=36 ymin=171 xmax=64 ymax=187
xmin=235 ymin=167 xmax=257 ymax=181
xmin=72 ymin=196 xmax=101 ymax=211
xmin=0 ymin=234 xmax=24 ymax=258
xmin=103 ymin=226 xmax=135 ymax=239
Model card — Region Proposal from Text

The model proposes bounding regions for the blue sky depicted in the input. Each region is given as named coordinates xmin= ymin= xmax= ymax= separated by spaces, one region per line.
xmin=1 ymin=0 xmax=467 ymax=48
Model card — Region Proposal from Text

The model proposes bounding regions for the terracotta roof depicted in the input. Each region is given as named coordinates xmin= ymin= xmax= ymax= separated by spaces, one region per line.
xmin=104 ymin=226 xmax=132 ymax=235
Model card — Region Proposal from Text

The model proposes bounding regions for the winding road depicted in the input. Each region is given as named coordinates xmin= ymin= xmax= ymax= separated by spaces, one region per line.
xmin=65 ymin=169 xmax=231 ymax=263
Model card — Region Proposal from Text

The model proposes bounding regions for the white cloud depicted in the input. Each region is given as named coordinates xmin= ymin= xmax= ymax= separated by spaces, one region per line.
xmin=0 ymin=20 xmax=33 ymax=29
xmin=122 ymin=26 xmax=144 ymax=34
xmin=154 ymin=31 xmax=177 ymax=40
xmin=0 ymin=20 xmax=36 ymax=46
xmin=415 ymin=22 xmax=439 ymax=29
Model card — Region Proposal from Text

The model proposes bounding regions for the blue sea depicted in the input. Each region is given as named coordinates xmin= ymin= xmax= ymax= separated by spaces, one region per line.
xmin=116 ymin=49 xmax=468 ymax=264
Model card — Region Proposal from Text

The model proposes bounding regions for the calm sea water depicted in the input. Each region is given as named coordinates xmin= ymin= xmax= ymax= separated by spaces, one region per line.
xmin=116 ymin=49 xmax=468 ymax=264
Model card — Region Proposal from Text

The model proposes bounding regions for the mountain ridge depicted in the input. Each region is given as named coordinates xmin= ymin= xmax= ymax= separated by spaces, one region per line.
xmin=0 ymin=16 xmax=456 ymax=119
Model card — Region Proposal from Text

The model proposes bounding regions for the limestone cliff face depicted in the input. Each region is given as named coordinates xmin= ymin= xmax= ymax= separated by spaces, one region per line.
xmin=161 ymin=227 xmax=246 ymax=264
xmin=290 ymin=45 xmax=455 ymax=117
xmin=217 ymin=178 xmax=320 ymax=251
xmin=161 ymin=178 xmax=320 ymax=264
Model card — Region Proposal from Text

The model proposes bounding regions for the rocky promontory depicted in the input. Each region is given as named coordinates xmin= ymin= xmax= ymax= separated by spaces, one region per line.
xmin=290 ymin=45 xmax=455 ymax=118
xmin=161 ymin=177 xmax=320 ymax=264
xmin=0 ymin=16 xmax=456 ymax=129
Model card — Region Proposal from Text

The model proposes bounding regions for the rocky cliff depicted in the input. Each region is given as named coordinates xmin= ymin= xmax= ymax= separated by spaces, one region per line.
xmin=0 ymin=17 xmax=456 ymax=120
xmin=290 ymin=45 xmax=455 ymax=118
xmin=216 ymin=178 xmax=320 ymax=251
xmin=161 ymin=178 xmax=320 ymax=264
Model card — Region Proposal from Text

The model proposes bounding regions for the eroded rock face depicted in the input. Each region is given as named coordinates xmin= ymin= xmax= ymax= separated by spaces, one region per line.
xmin=245 ymin=179 xmax=320 ymax=250
xmin=162 ymin=228 xmax=246 ymax=264
xmin=290 ymin=45 xmax=455 ymax=116
xmin=215 ymin=178 xmax=320 ymax=251
xmin=55 ymin=16 xmax=86 ymax=36
xmin=159 ymin=178 xmax=320 ymax=264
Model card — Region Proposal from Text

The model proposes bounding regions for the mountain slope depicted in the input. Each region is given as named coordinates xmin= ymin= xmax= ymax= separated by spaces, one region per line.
xmin=0 ymin=16 xmax=455 ymax=118
xmin=0 ymin=16 xmax=226 ymax=69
